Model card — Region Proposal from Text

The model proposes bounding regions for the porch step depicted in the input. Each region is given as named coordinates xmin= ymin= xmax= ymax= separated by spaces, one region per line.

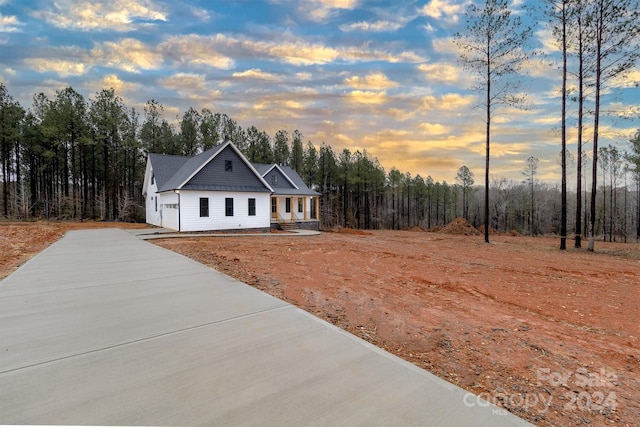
xmin=279 ymin=222 xmax=300 ymax=231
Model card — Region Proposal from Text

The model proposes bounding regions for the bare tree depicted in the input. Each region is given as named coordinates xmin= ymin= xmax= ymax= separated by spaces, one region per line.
xmin=545 ymin=0 xmax=572 ymax=249
xmin=455 ymin=0 xmax=533 ymax=243
xmin=522 ymin=156 xmax=539 ymax=235
xmin=627 ymin=130 xmax=640 ymax=240
xmin=586 ymin=0 xmax=640 ymax=252
xmin=572 ymin=0 xmax=588 ymax=248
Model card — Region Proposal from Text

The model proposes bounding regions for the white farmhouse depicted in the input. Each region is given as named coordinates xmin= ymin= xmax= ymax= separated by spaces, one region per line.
xmin=143 ymin=141 xmax=320 ymax=232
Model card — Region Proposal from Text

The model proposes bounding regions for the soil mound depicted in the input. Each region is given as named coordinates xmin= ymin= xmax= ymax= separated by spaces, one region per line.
xmin=441 ymin=218 xmax=480 ymax=235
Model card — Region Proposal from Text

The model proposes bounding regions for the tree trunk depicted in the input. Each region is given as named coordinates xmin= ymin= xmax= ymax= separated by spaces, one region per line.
xmin=484 ymin=63 xmax=491 ymax=244
xmin=575 ymin=11 xmax=585 ymax=248
xmin=560 ymin=0 xmax=567 ymax=250
xmin=588 ymin=3 xmax=603 ymax=252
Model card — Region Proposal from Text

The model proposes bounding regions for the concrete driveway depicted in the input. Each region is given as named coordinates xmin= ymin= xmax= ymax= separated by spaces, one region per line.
xmin=0 ymin=228 xmax=531 ymax=426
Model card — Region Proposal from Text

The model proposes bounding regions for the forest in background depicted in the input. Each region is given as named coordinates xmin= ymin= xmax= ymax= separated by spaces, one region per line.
xmin=1 ymin=83 xmax=639 ymax=242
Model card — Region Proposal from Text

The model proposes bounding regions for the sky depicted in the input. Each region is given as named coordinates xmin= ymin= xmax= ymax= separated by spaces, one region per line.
xmin=0 ymin=0 xmax=638 ymax=184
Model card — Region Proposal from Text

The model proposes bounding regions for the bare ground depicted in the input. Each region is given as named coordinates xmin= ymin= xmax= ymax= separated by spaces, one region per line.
xmin=1 ymin=222 xmax=638 ymax=426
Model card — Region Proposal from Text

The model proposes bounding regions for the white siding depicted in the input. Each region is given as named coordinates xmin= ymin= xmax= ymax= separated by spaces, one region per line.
xmin=179 ymin=190 xmax=270 ymax=232
xmin=145 ymin=179 xmax=162 ymax=227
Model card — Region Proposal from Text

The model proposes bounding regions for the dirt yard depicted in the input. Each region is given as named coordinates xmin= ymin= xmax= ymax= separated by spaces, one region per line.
xmin=0 ymin=221 xmax=148 ymax=279
xmin=1 ymin=221 xmax=638 ymax=426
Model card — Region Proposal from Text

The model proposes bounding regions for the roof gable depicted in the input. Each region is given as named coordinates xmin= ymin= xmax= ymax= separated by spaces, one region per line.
xmin=253 ymin=163 xmax=320 ymax=196
xmin=154 ymin=142 xmax=272 ymax=193
xmin=261 ymin=165 xmax=298 ymax=190
xmin=184 ymin=144 xmax=270 ymax=192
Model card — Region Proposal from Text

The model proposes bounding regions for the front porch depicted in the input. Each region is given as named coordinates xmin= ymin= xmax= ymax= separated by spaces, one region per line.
xmin=271 ymin=195 xmax=320 ymax=230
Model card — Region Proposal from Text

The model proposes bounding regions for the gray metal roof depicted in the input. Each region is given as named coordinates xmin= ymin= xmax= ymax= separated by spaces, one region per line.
xmin=278 ymin=165 xmax=321 ymax=196
xmin=252 ymin=164 xmax=273 ymax=176
xmin=148 ymin=154 xmax=189 ymax=190
xmin=253 ymin=163 xmax=321 ymax=196
xmin=148 ymin=144 xmax=320 ymax=196
xmin=157 ymin=145 xmax=226 ymax=192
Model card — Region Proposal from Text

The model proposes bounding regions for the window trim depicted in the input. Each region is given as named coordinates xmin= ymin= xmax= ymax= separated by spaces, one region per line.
xmin=225 ymin=160 xmax=233 ymax=172
xmin=248 ymin=198 xmax=256 ymax=216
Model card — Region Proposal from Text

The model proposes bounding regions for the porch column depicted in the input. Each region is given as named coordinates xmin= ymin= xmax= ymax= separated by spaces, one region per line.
xmin=290 ymin=197 xmax=294 ymax=221
xmin=303 ymin=197 xmax=307 ymax=220
xmin=275 ymin=197 xmax=279 ymax=221
xmin=315 ymin=196 xmax=319 ymax=220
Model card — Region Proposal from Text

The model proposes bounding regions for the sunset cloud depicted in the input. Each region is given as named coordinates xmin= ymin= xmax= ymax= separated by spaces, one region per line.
xmin=344 ymin=72 xmax=398 ymax=90
xmin=232 ymin=69 xmax=281 ymax=81
xmin=347 ymin=90 xmax=388 ymax=105
xmin=419 ymin=63 xmax=463 ymax=85
xmin=5 ymin=0 xmax=638 ymax=183
xmin=89 ymin=74 xmax=139 ymax=95
xmin=420 ymin=122 xmax=449 ymax=135
xmin=31 ymin=0 xmax=166 ymax=31
xmin=340 ymin=20 xmax=404 ymax=32
xmin=91 ymin=38 xmax=163 ymax=72
xmin=0 ymin=13 xmax=22 ymax=32
xmin=294 ymin=0 xmax=359 ymax=22
xmin=418 ymin=0 xmax=465 ymax=24
xmin=159 ymin=34 xmax=235 ymax=69
xmin=159 ymin=73 xmax=207 ymax=91
xmin=24 ymin=58 xmax=87 ymax=76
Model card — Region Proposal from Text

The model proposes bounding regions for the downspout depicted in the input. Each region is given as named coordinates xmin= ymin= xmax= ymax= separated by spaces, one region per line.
xmin=176 ymin=190 xmax=181 ymax=232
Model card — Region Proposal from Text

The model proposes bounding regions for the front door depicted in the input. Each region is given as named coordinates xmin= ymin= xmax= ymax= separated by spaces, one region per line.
xmin=271 ymin=197 xmax=277 ymax=220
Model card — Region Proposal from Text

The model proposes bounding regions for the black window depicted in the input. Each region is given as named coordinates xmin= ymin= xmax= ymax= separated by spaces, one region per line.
xmin=199 ymin=198 xmax=209 ymax=217
xmin=298 ymin=198 xmax=303 ymax=212
xmin=310 ymin=198 xmax=317 ymax=219
xmin=225 ymin=160 xmax=233 ymax=172
xmin=151 ymin=173 xmax=155 ymax=185
xmin=154 ymin=196 xmax=157 ymax=212
xmin=271 ymin=198 xmax=277 ymax=213
xmin=271 ymin=175 xmax=278 ymax=186
xmin=225 ymin=198 xmax=234 ymax=216
xmin=248 ymin=198 xmax=256 ymax=216
xmin=285 ymin=197 xmax=291 ymax=213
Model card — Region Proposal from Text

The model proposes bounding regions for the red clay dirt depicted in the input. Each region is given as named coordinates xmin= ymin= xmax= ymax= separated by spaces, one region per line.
xmin=1 ymin=221 xmax=639 ymax=426
xmin=155 ymin=227 xmax=640 ymax=427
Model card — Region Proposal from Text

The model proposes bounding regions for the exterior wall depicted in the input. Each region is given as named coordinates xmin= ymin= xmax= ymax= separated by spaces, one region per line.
xmin=179 ymin=190 xmax=270 ymax=232
xmin=145 ymin=174 xmax=162 ymax=227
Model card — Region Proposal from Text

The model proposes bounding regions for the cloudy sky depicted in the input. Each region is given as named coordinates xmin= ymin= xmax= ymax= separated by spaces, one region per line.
xmin=1 ymin=0 xmax=638 ymax=183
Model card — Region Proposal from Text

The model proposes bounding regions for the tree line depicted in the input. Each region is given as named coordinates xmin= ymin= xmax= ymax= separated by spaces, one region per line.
xmin=454 ymin=0 xmax=639 ymax=250
xmin=1 ymin=82 xmax=639 ymax=240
